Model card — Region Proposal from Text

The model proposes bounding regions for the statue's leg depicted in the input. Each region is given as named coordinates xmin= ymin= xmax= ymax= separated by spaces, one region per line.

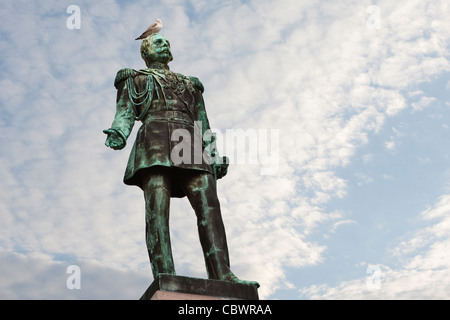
xmin=142 ymin=169 xmax=175 ymax=279
xmin=182 ymin=172 xmax=233 ymax=280
xmin=182 ymin=172 xmax=260 ymax=288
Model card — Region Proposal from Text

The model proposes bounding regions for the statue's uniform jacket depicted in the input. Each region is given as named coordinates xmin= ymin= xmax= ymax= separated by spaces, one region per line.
xmin=109 ymin=67 xmax=214 ymax=197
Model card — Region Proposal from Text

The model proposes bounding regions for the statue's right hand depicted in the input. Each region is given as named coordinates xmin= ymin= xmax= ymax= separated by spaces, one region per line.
xmin=103 ymin=129 xmax=125 ymax=150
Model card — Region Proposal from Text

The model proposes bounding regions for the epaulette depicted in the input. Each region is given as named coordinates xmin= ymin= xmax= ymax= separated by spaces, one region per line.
xmin=114 ymin=68 xmax=137 ymax=88
xmin=189 ymin=76 xmax=204 ymax=93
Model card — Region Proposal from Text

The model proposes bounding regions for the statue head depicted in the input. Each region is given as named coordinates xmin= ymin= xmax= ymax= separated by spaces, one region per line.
xmin=140 ymin=33 xmax=173 ymax=67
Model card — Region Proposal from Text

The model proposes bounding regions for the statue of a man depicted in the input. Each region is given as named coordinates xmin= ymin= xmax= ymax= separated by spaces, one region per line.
xmin=104 ymin=33 xmax=258 ymax=287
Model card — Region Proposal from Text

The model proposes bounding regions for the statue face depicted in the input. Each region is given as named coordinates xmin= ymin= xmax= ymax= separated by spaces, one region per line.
xmin=145 ymin=34 xmax=173 ymax=64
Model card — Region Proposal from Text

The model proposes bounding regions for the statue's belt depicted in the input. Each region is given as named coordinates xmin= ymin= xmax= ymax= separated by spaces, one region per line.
xmin=143 ymin=110 xmax=193 ymax=125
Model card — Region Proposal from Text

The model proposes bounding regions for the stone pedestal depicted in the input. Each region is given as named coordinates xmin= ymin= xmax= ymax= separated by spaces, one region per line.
xmin=140 ymin=274 xmax=259 ymax=300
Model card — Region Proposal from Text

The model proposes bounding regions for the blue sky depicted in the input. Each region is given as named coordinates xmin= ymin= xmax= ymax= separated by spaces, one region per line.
xmin=0 ymin=0 xmax=449 ymax=299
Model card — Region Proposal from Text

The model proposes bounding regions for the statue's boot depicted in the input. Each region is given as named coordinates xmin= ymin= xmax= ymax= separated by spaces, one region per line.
xmin=196 ymin=205 xmax=260 ymax=288
xmin=143 ymin=173 xmax=176 ymax=279
xmin=146 ymin=216 xmax=176 ymax=278
xmin=203 ymin=246 xmax=260 ymax=288
xmin=185 ymin=172 xmax=259 ymax=288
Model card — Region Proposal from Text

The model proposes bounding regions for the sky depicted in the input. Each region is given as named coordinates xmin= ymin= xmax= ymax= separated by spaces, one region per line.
xmin=0 ymin=0 xmax=449 ymax=300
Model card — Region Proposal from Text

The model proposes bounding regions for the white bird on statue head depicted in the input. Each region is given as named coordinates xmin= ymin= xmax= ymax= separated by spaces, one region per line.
xmin=135 ymin=18 xmax=163 ymax=40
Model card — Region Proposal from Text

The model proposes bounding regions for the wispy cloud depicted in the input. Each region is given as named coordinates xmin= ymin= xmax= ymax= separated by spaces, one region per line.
xmin=299 ymin=194 xmax=450 ymax=299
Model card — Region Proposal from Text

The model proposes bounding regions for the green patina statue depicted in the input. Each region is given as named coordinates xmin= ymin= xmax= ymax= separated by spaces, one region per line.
xmin=104 ymin=33 xmax=258 ymax=288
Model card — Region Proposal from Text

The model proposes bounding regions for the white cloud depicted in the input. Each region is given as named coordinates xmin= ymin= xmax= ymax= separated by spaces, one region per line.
xmin=385 ymin=139 xmax=396 ymax=150
xmin=411 ymin=96 xmax=436 ymax=111
xmin=299 ymin=194 xmax=450 ymax=299
xmin=0 ymin=250 xmax=150 ymax=299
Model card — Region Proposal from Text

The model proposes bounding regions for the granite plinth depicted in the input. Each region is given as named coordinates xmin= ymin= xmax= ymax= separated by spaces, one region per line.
xmin=140 ymin=274 xmax=259 ymax=300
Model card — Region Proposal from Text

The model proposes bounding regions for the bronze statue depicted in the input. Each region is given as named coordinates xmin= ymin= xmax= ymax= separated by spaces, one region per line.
xmin=104 ymin=33 xmax=258 ymax=288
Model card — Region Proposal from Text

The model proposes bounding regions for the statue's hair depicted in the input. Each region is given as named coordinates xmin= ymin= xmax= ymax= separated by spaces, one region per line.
xmin=140 ymin=33 xmax=173 ymax=67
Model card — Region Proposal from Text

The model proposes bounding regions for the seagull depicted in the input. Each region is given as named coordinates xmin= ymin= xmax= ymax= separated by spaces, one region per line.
xmin=135 ymin=19 xmax=162 ymax=40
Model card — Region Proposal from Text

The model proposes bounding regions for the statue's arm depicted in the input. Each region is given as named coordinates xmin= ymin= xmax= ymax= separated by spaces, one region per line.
xmin=104 ymin=69 xmax=137 ymax=150
xmin=191 ymin=76 xmax=229 ymax=179
xmin=190 ymin=77 xmax=211 ymax=136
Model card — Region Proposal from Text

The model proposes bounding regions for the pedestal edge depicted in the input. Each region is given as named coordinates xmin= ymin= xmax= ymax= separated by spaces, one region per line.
xmin=140 ymin=274 xmax=259 ymax=300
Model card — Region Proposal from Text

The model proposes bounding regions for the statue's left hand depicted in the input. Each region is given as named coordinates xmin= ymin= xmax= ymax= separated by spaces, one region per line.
xmin=214 ymin=156 xmax=229 ymax=180
xmin=103 ymin=129 xmax=125 ymax=150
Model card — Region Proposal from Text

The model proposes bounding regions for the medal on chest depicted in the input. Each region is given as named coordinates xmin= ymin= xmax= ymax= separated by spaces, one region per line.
xmin=155 ymin=70 xmax=195 ymax=96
